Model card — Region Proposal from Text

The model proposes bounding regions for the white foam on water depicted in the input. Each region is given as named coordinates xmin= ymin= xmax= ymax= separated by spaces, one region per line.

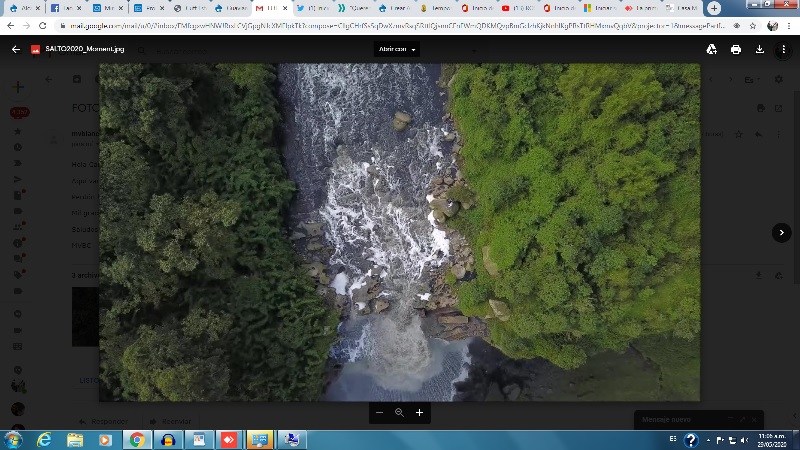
xmin=348 ymin=275 xmax=368 ymax=298
xmin=285 ymin=64 xmax=469 ymax=400
xmin=426 ymin=194 xmax=435 ymax=202
xmin=417 ymin=293 xmax=431 ymax=301
xmin=330 ymin=272 xmax=349 ymax=295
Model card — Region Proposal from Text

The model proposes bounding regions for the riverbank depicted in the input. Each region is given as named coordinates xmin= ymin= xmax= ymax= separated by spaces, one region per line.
xmin=434 ymin=62 xmax=700 ymax=401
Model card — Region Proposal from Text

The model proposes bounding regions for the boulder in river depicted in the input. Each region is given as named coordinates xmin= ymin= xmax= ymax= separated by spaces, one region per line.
xmin=429 ymin=198 xmax=461 ymax=218
xmin=306 ymin=239 xmax=324 ymax=252
xmin=451 ymin=264 xmax=467 ymax=280
xmin=301 ymin=222 xmax=325 ymax=237
xmin=366 ymin=165 xmax=379 ymax=176
xmin=375 ymin=300 xmax=390 ymax=314
xmin=392 ymin=111 xmax=412 ymax=131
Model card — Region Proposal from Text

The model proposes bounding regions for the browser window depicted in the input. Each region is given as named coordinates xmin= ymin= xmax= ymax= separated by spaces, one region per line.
xmin=0 ymin=0 xmax=797 ymax=440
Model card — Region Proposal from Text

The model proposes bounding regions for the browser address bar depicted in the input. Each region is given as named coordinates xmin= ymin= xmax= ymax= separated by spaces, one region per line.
xmin=51 ymin=18 xmax=762 ymax=34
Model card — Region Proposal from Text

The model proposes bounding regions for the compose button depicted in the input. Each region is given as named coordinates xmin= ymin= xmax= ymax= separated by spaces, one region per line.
xmin=374 ymin=41 xmax=421 ymax=57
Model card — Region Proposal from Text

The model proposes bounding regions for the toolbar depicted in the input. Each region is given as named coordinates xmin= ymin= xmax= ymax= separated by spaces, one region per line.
xmin=3 ymin=0 xmax=800 ymax=17
xmin=1 ymin=0 xmax=252 ymax=17
xmin=1 ymin=430 xmax=797 ymax=450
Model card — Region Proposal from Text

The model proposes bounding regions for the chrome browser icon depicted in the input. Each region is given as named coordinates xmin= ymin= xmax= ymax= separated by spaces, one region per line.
xmin=130 ymin=432 xmax=146 ymax=448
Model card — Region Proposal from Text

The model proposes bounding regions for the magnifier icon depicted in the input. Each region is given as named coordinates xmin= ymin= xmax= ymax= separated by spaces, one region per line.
xmin=394 ymin=408 xmax=404 ymax=418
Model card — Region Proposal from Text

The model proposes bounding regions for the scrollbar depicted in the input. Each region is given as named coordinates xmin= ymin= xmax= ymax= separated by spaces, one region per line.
xmin=793 ymin=430 xmax=798 ymax=450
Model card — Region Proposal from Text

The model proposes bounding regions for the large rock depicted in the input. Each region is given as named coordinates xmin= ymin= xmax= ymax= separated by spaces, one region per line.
xmin=366 ymin=165 xmax=379 ymax=176
xmin=375 ymin=300 xmax=389 ymax=314
xmin=301 ymin=222 xmax=325 ymax=237
xmin=429 ymin=198 xmax=460 ymax=218
xmin=451 ymin=264 xmax=467 ymax=280
xmin=304 ymin=262 xmax=326 ymax=277
xmin=289 ymin=231 xmax=306 ymax=241
xmin=432 ymin=210 xmax=446 ymax=223
xmin=482 ymin=246 xmax=500 ymax=276
xmin=488 ymin=299 xmax=511 ymax=322
xmin=392 ymin=111 xmax=412 ymax=131
xmin=502 ymin=383 xmax=522 ymax=401
xmin=438 ymin=315 xmax=469 ymax=325
xmin=444 ymin=132 xmax=456 ymax=142
xmin=306 ymin=240 xmax=324 ymax=252
xmin=351 ymin=286 xmax=370 ymax=304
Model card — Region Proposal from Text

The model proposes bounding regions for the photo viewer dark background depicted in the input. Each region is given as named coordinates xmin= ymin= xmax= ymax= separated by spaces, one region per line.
xmin=1 ymin=35 xmax=796 ymax=429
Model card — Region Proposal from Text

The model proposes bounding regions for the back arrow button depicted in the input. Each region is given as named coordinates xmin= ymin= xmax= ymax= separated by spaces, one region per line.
xmin=11 ymin=45 xmax=19 ymax=54
xmin=7 ymin=22 xmax=13 ymax=29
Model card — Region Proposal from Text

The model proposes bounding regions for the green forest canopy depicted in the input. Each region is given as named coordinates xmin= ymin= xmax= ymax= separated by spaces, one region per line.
xmin=448 ymin=64 xmax=700 ymax=374
xmin=98 ymin=63 xmax=336 ymax=401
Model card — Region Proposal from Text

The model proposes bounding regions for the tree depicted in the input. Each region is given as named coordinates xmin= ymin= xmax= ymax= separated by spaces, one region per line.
xmin=99 ymin=63 xmax=337 ymax=401
xmin=449 ymin=64 xmax=700 ymax=375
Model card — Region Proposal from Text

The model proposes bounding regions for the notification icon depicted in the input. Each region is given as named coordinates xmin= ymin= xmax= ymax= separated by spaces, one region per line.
xmin=544 ymin=3 xmax=551 ymax=12
xmin=30 ymin=45 xmax=40 ymax=55
xmin=462 ymin=4 xmax=468 ymax=11
xmin=501 ymin=5 xmax=509 ymax=11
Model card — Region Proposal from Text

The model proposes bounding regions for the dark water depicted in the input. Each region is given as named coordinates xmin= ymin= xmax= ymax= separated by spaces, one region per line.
xmin=278 ymin=64 xmax=472 ymax=401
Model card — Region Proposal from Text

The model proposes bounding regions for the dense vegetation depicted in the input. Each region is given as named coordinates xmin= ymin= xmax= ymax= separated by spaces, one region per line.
xmin=448 ymin=64 xmax=700 ymax=398
xmin=98 ymin=63 xmax=336 ymax=401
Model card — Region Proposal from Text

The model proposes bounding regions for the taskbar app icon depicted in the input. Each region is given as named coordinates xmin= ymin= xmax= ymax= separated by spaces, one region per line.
xmin=276 ymin=431 xmax=306 ymax=450
xmin=99 ymin=435 xmax=113 ymax=447
xmin=154 ymin=431 xmax=184 ymax=450
xmin=36 ymin=432 xmax=52 ymax=448
xmin=216 ymin=431 xmax=242 ymax=449
xmin=124 ymin=431 xmax=153 ymax=450
xmin=245 ymin=431 xmax=273 ymax=450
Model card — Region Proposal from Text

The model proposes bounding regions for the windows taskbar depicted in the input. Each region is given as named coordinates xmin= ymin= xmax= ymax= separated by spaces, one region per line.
xmin=2 ymin=430 xmax=798 ymax=450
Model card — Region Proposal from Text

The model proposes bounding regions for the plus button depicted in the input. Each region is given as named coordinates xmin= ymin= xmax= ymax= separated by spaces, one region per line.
xmin=416 ymin=409 xmax=424 ymax=416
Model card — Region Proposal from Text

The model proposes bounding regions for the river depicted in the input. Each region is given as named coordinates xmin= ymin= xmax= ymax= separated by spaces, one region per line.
xmin=278 ymin=64 xmax=473 ymax=401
